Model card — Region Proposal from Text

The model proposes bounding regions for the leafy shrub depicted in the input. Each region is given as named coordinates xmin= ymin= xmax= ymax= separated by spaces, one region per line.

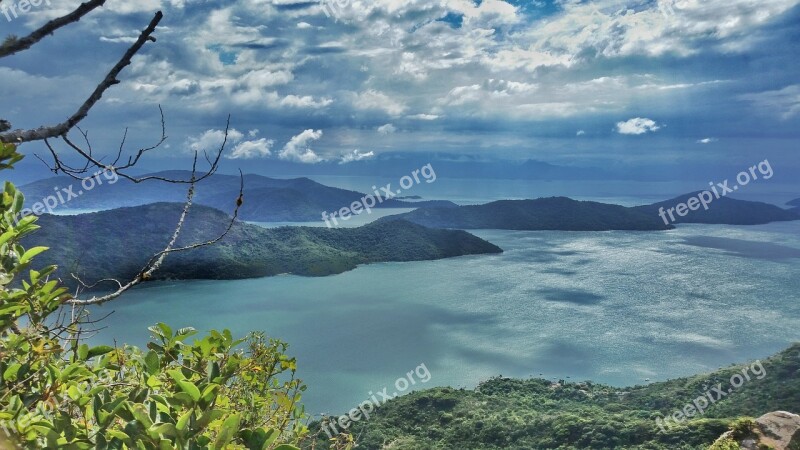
xmin=0 ymin=145 xmax=345 ymax=449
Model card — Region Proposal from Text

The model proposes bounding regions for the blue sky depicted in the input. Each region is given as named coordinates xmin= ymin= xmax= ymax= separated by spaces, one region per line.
xmin=1 ymin=0 xmax=799 ymax=178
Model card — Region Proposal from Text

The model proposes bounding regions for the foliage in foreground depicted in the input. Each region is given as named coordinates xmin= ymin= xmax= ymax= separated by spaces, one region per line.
xmin=0 ymin=145 xmax=335 ymax=449
xmin=307 ymin=343 xmax=800 ymax=449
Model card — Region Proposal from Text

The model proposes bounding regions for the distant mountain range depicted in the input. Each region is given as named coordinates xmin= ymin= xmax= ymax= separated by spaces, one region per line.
xmin=20 ymin=171 xmax=457 ymax=222
xmin=25 ymin=203 xmax=501 ymax=286
xmin=378 ymin=195 xmax=800 ymax=230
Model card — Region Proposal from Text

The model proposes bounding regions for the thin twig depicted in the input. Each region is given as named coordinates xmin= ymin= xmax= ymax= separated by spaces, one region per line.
xmin=0 ymin=11 xmax=163 ymax=144
xmin=0 ymin=0 xmax=107 ymax=58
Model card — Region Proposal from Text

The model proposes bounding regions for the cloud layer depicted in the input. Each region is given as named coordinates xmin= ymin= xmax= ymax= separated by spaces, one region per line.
xmin=2 ymin=0 xmax=799 ymax=169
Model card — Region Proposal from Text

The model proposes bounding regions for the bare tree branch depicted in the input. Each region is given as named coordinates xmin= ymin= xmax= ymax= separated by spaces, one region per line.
xmin=0 ymin=11 xmax=163 ymax=144
xmin=35 ymin=109 xmax=228 ymax=185
xmin=0 ymin=0 xmax=107 ymax=58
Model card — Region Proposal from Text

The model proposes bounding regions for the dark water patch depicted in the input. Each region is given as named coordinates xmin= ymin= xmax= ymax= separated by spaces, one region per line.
xmin=536 ymin=288 xmax=606 ymax=305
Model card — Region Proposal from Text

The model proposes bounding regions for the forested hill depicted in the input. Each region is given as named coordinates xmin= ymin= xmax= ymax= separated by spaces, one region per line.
xmin=25 ymin=203 xmax=502 ymax=286
xmin=378 ymin=197 xmax=674 ymax=231
xmin=309 ymin=344 xmax=800 ymax=449
xmin=634 ymin=192 xmax=800 ymax=225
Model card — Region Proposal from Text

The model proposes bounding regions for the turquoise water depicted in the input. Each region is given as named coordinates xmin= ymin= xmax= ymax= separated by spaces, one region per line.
xmin=88 ymin=221 xmax=800 ymax=416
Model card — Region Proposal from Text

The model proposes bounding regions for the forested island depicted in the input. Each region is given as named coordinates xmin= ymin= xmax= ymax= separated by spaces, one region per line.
xmin=26 ymin=203 xmax=502 ymax=286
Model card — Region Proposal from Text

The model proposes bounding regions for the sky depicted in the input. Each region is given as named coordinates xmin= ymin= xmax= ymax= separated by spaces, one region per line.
xmin=1 ymin=0 xmax=799 ymax=180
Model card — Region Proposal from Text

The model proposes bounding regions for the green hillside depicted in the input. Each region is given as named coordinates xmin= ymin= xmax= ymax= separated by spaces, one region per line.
xmin=308 ymin=344 xmax=800 ymax=449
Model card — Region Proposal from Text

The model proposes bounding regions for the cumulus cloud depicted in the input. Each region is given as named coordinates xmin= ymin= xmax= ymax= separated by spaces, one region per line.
xmin=280 ymin=129 xmax=324 ymax=164
xmin=186 ymin=128 xmax=274 ymax=159
xmin=339 ymin=149 xmax=375 ymax=164
xmin=352 ymin=90 xmax=406 ymax=116
xmin=616 ymin=118 xmax=661 ymax=135
xmin=577 ymin=130 xmax=586 ymax=136
xmin=186 ymin=129 xmax=243 ymax=153
xmin=231 ymin=138 xmax=275 ymax=159
xmin=377 ymin=124 xmax=397 ymax=135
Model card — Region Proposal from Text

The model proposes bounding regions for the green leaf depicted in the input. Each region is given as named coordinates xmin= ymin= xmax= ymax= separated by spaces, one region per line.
xmin=213 ymin=414 xmax=241 ymax=449
xmin=175 ymin=379 xmax=201 ymax=402
xmin=106 ymin=430 xmax=130 ymax=441
xmin=201 ymin=384 xmax=220 ymax=403
xmin=144 ymin=350 xmax=160 ymax=375
xmin=149 ymin=423 xmax=177 ymax=438
xmin=3 ymin=363 xmax=21 ymax=381
xmin=77 ymin=344 xmax=89 ymax=361
xmin=129 ymin=404 xmax=153 ymax=429
xmin=0 ymin=230 xmax=14 ymax=246
xmin=176 ymin=410 xmax=192 ymax=432
xmin=18 ymin=246 xmax=48 ymax=265
xmin=87 ymin=346 xmax=114 ymax=359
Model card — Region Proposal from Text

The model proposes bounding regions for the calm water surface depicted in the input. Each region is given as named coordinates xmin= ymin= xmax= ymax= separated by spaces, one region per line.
xmin=89 ymin=220 xmax=800 ymax=415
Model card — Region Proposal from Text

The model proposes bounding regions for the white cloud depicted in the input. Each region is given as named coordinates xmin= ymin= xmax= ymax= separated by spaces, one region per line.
xmin=697 ymin=138 xmax=718 ymax=144
xmin=297 ymin=22 xmax=313 ymax=29
xmin=230 ymin=138 xmax=275 ymax=159
xmin=280 ymin=129 xmax=324 ymax=164
xmin=280 ymin=94 xmax=334 ymax=109
xmin=352 ymin=90 xmax=407 ymax=116
xmin=577 ymin=130 xmax=586 ymax=136
xmin=186 ymin=129 xmax=245 ymax=154
xmin=407 ymin=114 xmax=440 ymax=120
xmin=339 ymin=149 xmax=375 ymax=164
xmin=185 ymin=128 xmax=274 ymax=159
xmin=616 ymin=118 xmax=661 ymax=135
xmin=377 ymin=124 xmax=397 ymax=134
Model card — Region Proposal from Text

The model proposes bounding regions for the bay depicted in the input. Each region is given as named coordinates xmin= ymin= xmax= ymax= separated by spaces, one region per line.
xmin=88 ymin=220 xmax=800 ymax=416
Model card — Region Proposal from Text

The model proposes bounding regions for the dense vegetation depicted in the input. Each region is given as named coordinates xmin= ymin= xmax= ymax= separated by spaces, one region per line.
xmin=379 ymin=197 xmax=674 ymax=231
xmin=26 ymin=203 xmax=501 ymax=287
xmin=634 ymin=192 xmax=800 ymax=225
xmin=308 ymin=344 xmax=800 ymax=449
xmin=20 ymin=171 xmax=456 ymax=222
xmin=0 ymin=144 xmax=332 ymax=449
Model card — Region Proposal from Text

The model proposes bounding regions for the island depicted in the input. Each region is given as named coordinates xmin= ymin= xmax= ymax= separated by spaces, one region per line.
xmin=377 ymin=197 xmax=675 ymax=231
xmin=25 ymin=203 xmax=502 ymax=286
xmin=634 ymin=192 xmax=800 ymax=225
